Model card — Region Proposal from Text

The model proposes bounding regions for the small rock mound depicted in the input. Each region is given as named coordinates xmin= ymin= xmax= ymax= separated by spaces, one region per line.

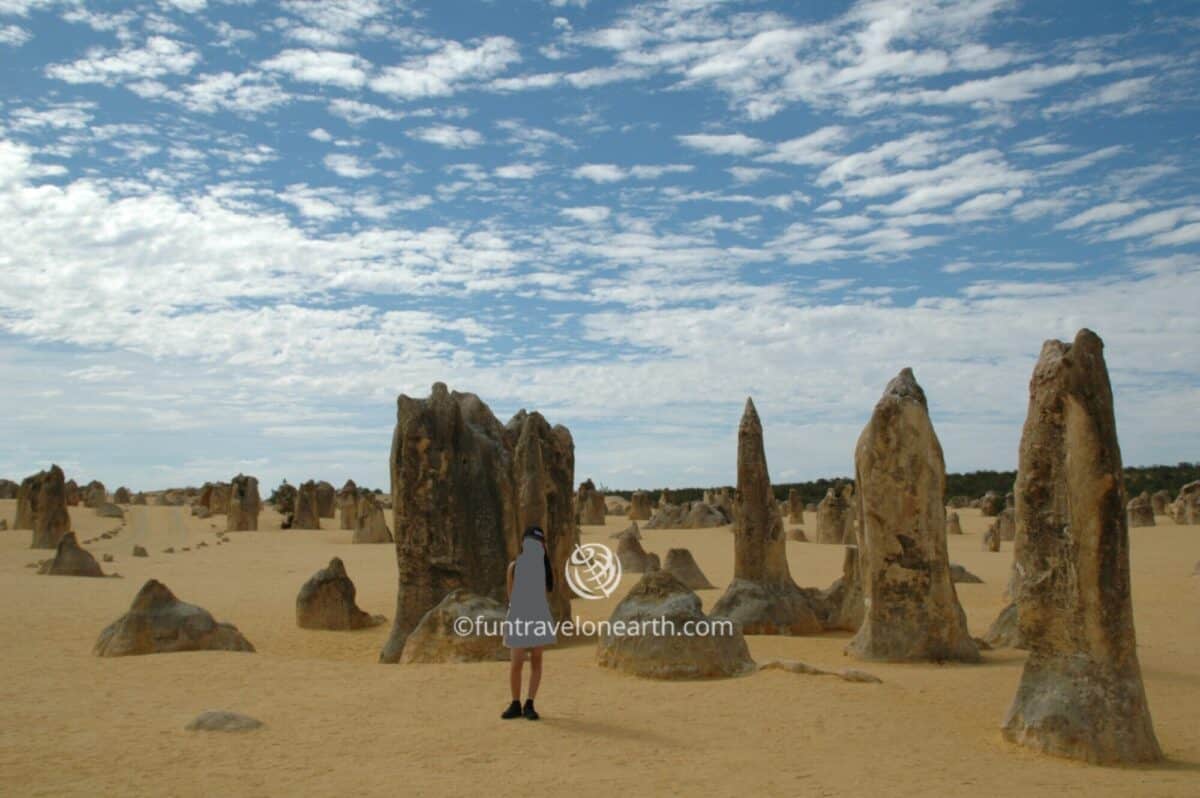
xmin=949 ymin=564 xmax=983 ymax=584
xmin=662 ymin=548 xmax=714 ymax=590
xmin=95 ymin=580 xmax=255 ymax=656
xmin=96 ymin=503 xmax=124 ymax=519
xmin=185 ymin=710 xmax=263 ymax=732
xmin=296 ymin=557 xmax=385 ymax=630
xmin=609 ymin=521 xmax=641 ymax=540
xmin=1127 ymin=491 xmax=1155 ymax=528
xmin=352 ymin=492 xmax=392 ymax=544
xmin=596 ymin=570 xmax=755 ymax=679
xmin=399 ymin=590 xmax=507 ymax=663
xmin=946 ymin=511 xmax=963 ymax=535
xmin=38 ymin=532 xmax=105 ymax=577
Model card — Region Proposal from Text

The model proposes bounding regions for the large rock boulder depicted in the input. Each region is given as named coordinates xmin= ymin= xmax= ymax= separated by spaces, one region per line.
xmin=662 ymin=548 xmax=714 ymax=589
xmin=38 ymin=532 xmax=105 ymax=577
xmin=113 ymin=487 xmax=131 ymax=504
xmin=1150 ymin=489 xmax=1170 ymax=516
xmin=848 ymin=368 xmax=978 ymax=663
xmin=644 ymin=501 xmax=726 ymax=529
xmin=993 ymin=507 xmax=1016 ymax=541
xmin=226 ymin=474 xmax=260 ymax=532
xmin=94 ymin=580 xmax=255 ymax=656
xmin=628 ymin=490 xmax=652 ymax=521
xmin=353 ymin=491 xmax=392 ymax=543
xmin=399 ymin=590 xmax=508 ymax=663
xmin=198 ymin=481 xmax=230 ymax=514
xmin=19 ymin=465 xmax=72 ymax=549
xmin=379 ymin=383 xmax=574 ymax=663
xmin=605 ymin=495 xmax=630 ymax=516
xmin=576 ymin=479 xmax=607 ymax=525
xmin=946 ymin=511 xmax=963 ymax=536
xmin=1171 ymin=481 xmax=1200 ymax=524
xmin=711 ymin=398 xmax=822 ymax=635
xmin=786 ymin=488 xmax=804 ymax=525
xmin=291 ymin=480 xmax=321 ymax=529
xmin=1001 ymin=330 xmax=1161 ymax=764
xmin=814 ymin=488 xmax=849 ymax=544
xmin=337 ymin=480 xmax=358 ymax=530
xmin=296 ymin=557 xmax=385 ymax=630
xmin=1127 ymin=491 xmax=1155 ymax=528
xmin=617 ymin=532 xmax=655 ymax=573
xmin=83 ymin=480 xmax=107 ymax=508
xmin=813 ymin=545 xmax=864 ymax=632
xmin=0 ymin=478 xmax=18 ymax=499
xmin=315 ymin=480 xmax=336 ymax=518
xmin=271 ymin=481 xmax=297 ymax=514
xmin=979 ymin=491 xmax=1003 ymax=516
xmin=596 ymin=570 xmax=755 ymax=679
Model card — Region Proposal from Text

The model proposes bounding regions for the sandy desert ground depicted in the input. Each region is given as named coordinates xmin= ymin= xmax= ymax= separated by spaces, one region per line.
xmin=0 ymin=501 xmax=1197 ymax=797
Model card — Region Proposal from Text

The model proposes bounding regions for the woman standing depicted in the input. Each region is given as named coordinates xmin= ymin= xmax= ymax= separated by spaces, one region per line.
xmin=501 ymin=526 xmax=557 ymax=720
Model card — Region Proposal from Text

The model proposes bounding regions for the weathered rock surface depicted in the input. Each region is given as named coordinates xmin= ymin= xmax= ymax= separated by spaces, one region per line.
xmin=1001 ymin=329 xmax=1161 ymax=764
xmin=0 ymin=478 xmax=17 ymax=499
xmin=296 ymin=557 xmax=385 ymax=630
xmin=576 ymin=479 xmax=607 ymax=525
xmin=610 ymin=521 xmax=641 ymax=540
xmin=185 ymin=711 xmax=263 ymax=732
xmin=617 ymin=533 xmax=655 ymax=573
xmin=94 ymin=580 xmax=255 ymax=656
xmin=83 ymin=480 xmax=107 ymax=509
xmin=627 ymin=490 xmax=652 ymax=521
xmin=812 ymin=545 xmax=865 ymax=633
xmin=644 ymin=501 xmax=727 ymax=529
xmin=1170 ymin=481 xmax=1200 ymax=524
xmin=379 ymin=383 xmax=574 ymax=663
xmin=337 ymin=479 xmax=358 ymax=530
xmin=786 ymin=488 xmax=804 ymax=525
xmin=1150 ymin=489 xmax=1170 ymax=516
xmin=96 ymin=502 xmax=124 ymax=519
xmin=132 ymin=545 xmax=148 ymax=557
xmin=226 ymin=474 xmax=260 ymax=532
xmin=946 ymin=511 xmax=963 ymax=536
xmin=198 ymin=481 xmax=230 ymax=514
xmin=399 ymin=590 xmax=508 ymax=663
xmin=352 ymin=491 xmax=392 ymax=544
xmin=312 ymin=480 xmax=335 ymax=518
xmin=848 ymin=368 xmax=978 ymax=663
xmin=19 ymin=465 xmax=72 ymax=550
xmin=1127 ymin=491 xmax=1155 ymax=527
xmin=291 ymin=480 xmax=321 ymax=530
xmin=271 ymin=481 xmax=297 ymax=514
xmin=711 ymin=398 xmax=822 ymax=635
xmin=814 ymin=488 xmax=849 ymax=544
xmin=759 ymin=659 xmax=882 ymax=684
xmin=113 ymin=487 xmax=131 ymax=504
xmin=596 ymin=570 xmax=755 ymax=679
xmin=605 ymin=495 xmax=630 ymax=516
xmin=38 ymin=532 xmax=105 ymax=577
xmin=662 ymin=548 xmax=714 ymax=590
xmin=949 ymin=564 xmax=983 ymax=583
xmin=979 ymin=491 xmax=1003 ymax=516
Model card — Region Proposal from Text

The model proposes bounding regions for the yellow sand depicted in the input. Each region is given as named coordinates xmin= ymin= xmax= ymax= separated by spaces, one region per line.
xmin=0 ymin=501 xmax=1197 ymax=797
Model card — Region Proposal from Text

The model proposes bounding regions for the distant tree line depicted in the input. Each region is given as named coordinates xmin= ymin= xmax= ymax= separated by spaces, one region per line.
xmin=601 ymin=462 xmax=1199 ymax=506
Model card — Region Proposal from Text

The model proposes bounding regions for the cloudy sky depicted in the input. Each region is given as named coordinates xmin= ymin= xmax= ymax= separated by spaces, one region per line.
xmin=1 ymin=0 xmax=1197 ymax=493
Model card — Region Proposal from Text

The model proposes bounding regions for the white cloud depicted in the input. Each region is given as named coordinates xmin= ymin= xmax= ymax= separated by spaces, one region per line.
xmin=261 ymin=49 xmax=369 ymax=89
xmin=132 ymin=71 xmax=290 ymax=115
xmin=1056 ymin=200 xmax=1151 ymax=231
xmin=309 ymin=128 xmax=333 ymax=142
xmin=406 ymin=124 xmax=484 ymax=149
xmin=494 ymin=163 xmax=544 ymax=179
xmin=327 ymin=98 xmax=403 ymax=124
xmin=370 ymin=36 xmax=520 ymax=99
xmin=323 ymin=153 xmax=375 ymax=179
xmin=46 ymin=36 xmax=199 ymax=84
xmin=560 ymin=206 xmax=610 ymax=223
xmin=573 ymin=163 xmax=625 ymax=183
xmin=677 ymin=133 xmax=766 ymax=156
xmin=0 ymin=24 xmax=31 ymax=46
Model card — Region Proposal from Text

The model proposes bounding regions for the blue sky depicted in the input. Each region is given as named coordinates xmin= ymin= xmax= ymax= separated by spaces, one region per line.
xmin=1 ymin=0 xmax=1198 ymax=492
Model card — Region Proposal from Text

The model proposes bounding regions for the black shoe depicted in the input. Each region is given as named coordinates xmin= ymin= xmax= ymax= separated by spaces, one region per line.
xmin=522 ymin=699 xmax=539 ymax=720
xmin=501 ymin=700 xmax=522 ymax=720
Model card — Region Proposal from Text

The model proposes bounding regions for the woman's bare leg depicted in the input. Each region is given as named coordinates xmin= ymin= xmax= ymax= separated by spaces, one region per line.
xmin=527 ymin=647 xmax=544 ymax=700
xmin=509 ymin=648 xmax=525 ymax=701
